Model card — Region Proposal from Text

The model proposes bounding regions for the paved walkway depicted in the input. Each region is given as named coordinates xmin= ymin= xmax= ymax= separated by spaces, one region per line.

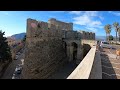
xmin=101 ymin=46 xmax=120 ymax=79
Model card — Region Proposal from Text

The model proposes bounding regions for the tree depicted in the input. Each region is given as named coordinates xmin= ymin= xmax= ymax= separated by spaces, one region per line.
xmin=113 ymin=22 xmax=119 ymax=44
xmin=22 ymin=35 xmax=26 ymax=42
xmin=104 ymin=24 xmax=111 ymax=42
xmin=104 ymin=25 xmax=108 ymax=41
xmin=108 ymin=35 xmax=114 ymax=41
xmin=0 ymin=30 xmax=12 ymax=62
xmin=22 ymin=35 xmax=26 ymax=47
xmin=118 ymin=27 xmax=120 ymax=42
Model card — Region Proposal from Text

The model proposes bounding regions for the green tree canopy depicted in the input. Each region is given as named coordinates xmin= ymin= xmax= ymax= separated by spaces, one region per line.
xmin=104 ymin=24 xmax=111 ymax=41
xmin=22 ymin=35 xmax=26 ymax=42
xmin=113 ymin=22 xmax=119 ymax=44
xmin=0 ymin=30 xmax=12 ymax=62
xmin=104 ymin=24 xmax=111 ymax=34
xmin=113 ymin=22 xmax=119 ymax=32
xmin=108 ymin=35 xmax=114 ymax=41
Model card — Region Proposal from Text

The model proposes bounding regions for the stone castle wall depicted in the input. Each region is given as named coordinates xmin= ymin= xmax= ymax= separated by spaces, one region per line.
xmin=81 ymin=39 xmax=96 ymax=57
xmin=22 ymin=18 xmax=96 ymax=79
xmin=65 ymin=31 xmax=78 ymax=39
xmin=81 ymin=39 xmax=96 ymax=47
xmin=48 ymin=18 xmax=73 ymax=31
xmin=63 ymin=30 xmax=95 ymax=40
xmin=78 ymin=31 xmax=95 ymax=40
xmin=22 ymin=18 xmax=67 ymax=79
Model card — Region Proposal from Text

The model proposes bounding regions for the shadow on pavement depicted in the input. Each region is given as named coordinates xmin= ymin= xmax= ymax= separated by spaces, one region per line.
xmin=101 ymin=53 xmax=117 ymax=79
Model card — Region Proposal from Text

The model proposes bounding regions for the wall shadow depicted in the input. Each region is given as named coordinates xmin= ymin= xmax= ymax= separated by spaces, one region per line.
xmin=83 ymin=44 xmax=91 ymax=57
xmin=101 ymin=53 xmax=117 ymax=79
xmin=72 ymin=42 xmax=78 ymax=62
xmin=48 ymin=60 xmax=77 ymax=79
xmin=62 ymin=41 xmax=67 ymax=56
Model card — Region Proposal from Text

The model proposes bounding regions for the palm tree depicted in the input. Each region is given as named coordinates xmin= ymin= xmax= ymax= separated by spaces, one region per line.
xmin=118 ymin=27 xmax=120 ymax=42
xmin=113 ymin=22 xmax=119 ymax=44
xmin=107 ymin=26 xmax=111 ymax=42
xmin=104 ymin=24 xmax=111 ymax=42
xmin=104 ymin=25 xmax=108 ymax=41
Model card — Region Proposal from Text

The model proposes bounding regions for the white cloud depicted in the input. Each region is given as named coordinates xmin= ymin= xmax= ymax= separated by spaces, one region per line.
xmin=108 ymin=11 xmax=120 ymax=16
xmin=84 ymin=11 xmax=98 ymax=17
xmin=69 ymin=11 xmax=103 ymax=32
xmin=69 ymin=11 xmax=83 ymax=15
xmin=4 ymin=12 xmax=9 ymax=15
xmin=85 ymin=27 xmax=98 ymax=33
xmin=88 ymin=21 xmax=102 ymax=28
xmin=99 ymin=16 xmax=104 ymax=20
xmin=52 ymin=11 xmax=64 ymax=13
xmin=73 ymin=14 xmax=91 ymax=25
xmin=70 ymin=11 xmax=98 ymax=16
xmin=0 ymin=11 xmax=9 ymax=16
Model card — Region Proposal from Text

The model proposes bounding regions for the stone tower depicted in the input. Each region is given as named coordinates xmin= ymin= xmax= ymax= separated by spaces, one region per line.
xmin=22 ymin=18 xmax=71 ymax=79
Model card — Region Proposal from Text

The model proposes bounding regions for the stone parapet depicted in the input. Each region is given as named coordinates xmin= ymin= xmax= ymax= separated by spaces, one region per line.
xmin=67 ymin=46 xmax=96 ymax=79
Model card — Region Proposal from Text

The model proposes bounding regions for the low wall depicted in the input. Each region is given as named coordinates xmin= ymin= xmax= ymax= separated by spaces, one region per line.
xmin=67 ymin=46 xmax=100 ymax=79
xmin=81 ymin=39 xmax=97 ymax=47
xmin=89 ymin=51 xmax=102 ymax=79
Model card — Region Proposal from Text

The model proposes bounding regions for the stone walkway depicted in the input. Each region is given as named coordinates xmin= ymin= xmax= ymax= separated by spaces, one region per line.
xmin=101 ymin=47 xmax=120 ymax=79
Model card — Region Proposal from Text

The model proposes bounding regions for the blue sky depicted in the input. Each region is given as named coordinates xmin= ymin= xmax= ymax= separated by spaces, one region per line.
xmin=0 ymin=11 xmax=120 ymax=37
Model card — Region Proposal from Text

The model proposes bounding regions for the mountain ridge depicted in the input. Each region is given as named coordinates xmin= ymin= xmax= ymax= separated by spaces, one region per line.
xmin=10 ymin=32 xmax=26 ymax=40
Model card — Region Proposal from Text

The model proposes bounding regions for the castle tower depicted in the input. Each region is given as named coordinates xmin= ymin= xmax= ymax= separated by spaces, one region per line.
xmin=22 ymin=18 xmax=67 ymax=79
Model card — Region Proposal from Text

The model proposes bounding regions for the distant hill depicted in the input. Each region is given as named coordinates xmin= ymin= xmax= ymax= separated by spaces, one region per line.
xmin=95 ymin=36 xmax=106 ymax=41
xmin=96 ymin=36 xmax=116 ymax=41
xmin=11 ymin=32 xmax=26 ymax=40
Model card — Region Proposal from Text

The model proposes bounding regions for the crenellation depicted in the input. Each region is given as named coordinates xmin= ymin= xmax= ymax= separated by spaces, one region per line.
xmin=27 ymin=18 xmax=95 ymax=40
xmin=48 ymin=18 xmax=73 ymax=31
xmin=23 ymin=18 xmax=96 ymax=79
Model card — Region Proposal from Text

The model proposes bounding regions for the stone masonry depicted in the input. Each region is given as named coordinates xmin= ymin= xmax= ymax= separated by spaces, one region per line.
xmin=22 ymin=18 xmax=96 ymax=79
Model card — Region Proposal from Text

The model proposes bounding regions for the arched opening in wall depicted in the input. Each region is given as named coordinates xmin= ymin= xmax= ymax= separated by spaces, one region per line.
xmin=71 ymin=42 xmax=78 ymax=62
xmin=62 ymin=41 xmax=67 ymax=55
xmin=83 ymin=44 xmax=91 ymax=57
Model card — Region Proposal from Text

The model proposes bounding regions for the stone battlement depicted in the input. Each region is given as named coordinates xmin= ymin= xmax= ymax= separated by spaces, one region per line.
xmin=78 ymin=30 xmax=95 ymax=40
xmin=26 ymin=18 xmax=64 ymax=39
xmin=48 ymin=18 xmax=73 ymax=31
xmin=27 ymin=18 xmax=95 ymax=40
